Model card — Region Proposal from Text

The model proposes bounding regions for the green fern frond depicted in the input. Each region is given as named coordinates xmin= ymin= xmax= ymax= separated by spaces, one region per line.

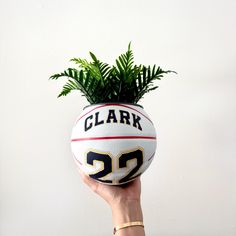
xmin=114 ymin=42 xmax=134 ymax=81
xmin=58 ymin=80 xmax=79 ymax=97
xmin=49 ymin=42 xmax=177 ymax=104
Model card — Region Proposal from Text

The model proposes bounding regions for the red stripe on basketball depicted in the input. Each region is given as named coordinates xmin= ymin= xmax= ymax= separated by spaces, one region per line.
xmin=72 ymin=152 xmax=82 ymax=164
xmin=71 ymin=136 xmax=156 ymax=142
xmin=75 ymin=104 xmax=153 ymax=125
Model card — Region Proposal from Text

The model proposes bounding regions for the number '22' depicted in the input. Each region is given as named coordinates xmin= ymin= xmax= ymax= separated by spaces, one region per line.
xmin=86 ymin=149 xmax=143 ymax=184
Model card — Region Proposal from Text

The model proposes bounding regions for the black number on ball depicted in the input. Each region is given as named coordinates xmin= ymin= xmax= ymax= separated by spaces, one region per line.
xmin=87 ymin=152 xmax=112 ymax=183
xmin=86 ymin=149 xmax=143 ymax=184
xmin=119 ymin=149 xmax=143 ymax=184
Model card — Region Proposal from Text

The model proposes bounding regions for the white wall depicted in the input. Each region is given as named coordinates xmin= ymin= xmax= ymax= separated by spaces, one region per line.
xmin=0 ymin=0 xmax=236 ymax=235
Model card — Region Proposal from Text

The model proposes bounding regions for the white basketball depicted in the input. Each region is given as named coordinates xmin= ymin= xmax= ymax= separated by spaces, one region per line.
xmin=71 ymin=103 xmax=157 ymax=185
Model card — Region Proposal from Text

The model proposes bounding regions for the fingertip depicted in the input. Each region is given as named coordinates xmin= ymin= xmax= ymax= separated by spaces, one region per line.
xmin=76 ymin=167 xmax=98 ymax=190
xmin=82 ymin=175 xmax=99 ymax=193
xmin=76 ymin=166 xmax=88 ymax=182
xmin=76 ymin=165 xmax=83 ymax=176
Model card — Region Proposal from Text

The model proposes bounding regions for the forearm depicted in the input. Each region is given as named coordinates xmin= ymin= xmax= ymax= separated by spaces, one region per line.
xmin=111 ymin=200 xmax=145 ymax=236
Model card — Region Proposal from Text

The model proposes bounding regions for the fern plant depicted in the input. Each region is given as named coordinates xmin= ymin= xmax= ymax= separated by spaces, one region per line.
xmin=49 ymin=43 xmax=176 ymax=104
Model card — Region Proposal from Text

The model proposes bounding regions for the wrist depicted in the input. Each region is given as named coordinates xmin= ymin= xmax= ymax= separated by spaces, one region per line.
xmin=111 ymin=200 xmax=143 ymax=226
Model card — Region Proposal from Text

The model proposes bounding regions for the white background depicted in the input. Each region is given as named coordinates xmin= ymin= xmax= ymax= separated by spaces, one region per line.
xmin=0 ymin=0 xmax=236 ymax=235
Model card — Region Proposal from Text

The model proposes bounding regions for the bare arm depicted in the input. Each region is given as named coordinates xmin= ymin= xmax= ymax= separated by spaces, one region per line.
xmin=78 ymin=168 xmax=145 ymax=236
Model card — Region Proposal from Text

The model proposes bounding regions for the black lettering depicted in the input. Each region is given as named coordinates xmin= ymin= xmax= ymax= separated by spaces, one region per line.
xmin=106 ymin=109 xmax=118 ymax=123
xmin=84 ymin=115 xmax=93 ymax=131
xmin=132 ymin=113 xmax=142 ymax=131
xmin=95 ymin=112 xmax=104 ymax=126
xmin=120 ymin=110 xmax=131 ymax=125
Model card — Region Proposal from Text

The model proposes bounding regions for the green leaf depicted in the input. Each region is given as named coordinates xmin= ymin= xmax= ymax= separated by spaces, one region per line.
xmin=49 ymin=42 xmax=177 ymax=104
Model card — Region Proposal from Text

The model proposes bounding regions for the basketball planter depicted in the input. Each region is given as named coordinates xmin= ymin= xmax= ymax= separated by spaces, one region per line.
xmin=49 ymin=42 xmax=176 ymax=185
xmin=71 ymin=103 xmax=156 ymax=185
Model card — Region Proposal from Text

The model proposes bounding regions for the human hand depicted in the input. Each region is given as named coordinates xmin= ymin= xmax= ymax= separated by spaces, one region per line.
xmin=77 ymin=167 xmax=141 ymax=206
xmin=77 ymin=167 xmax=144 ymax=235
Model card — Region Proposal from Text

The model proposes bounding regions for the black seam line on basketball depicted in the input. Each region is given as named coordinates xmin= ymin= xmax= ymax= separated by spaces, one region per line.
xmin=71 ymin=136 xmax=157 ymax=142
xmin=75 ymin=104 xmax=153 ymax=125
xmin=148 ymin=152 xmax=155 ymax=161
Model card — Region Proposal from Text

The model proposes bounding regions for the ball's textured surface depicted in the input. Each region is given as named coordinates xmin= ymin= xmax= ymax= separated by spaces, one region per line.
xmin=71 ymin=103 xmax=156 ymax=185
